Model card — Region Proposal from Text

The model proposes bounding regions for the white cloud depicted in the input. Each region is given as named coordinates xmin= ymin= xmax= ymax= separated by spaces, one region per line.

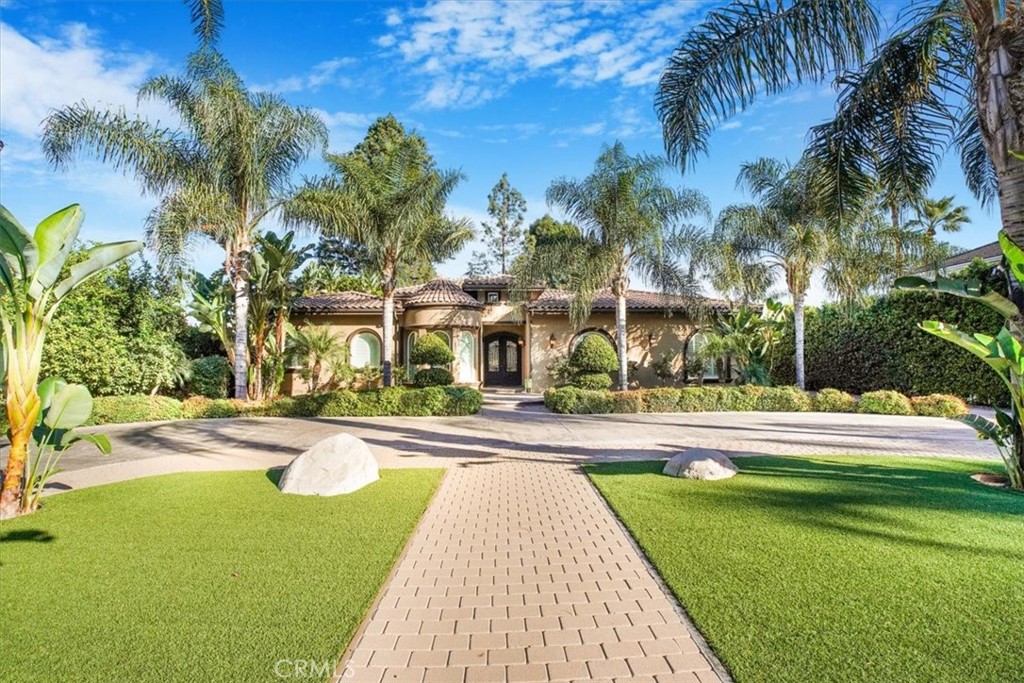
xmin=720 ymin=121 xmax=742 ymax=131
xmin=378 ymin=0 xmax=712 ymax=109
xmin=0 ymin=22 xmax=160 ymax=138
xmin=254 ymin=57 xmax=358 ymax=93
xmin=313 ymin=109 xmax=379 ymax=151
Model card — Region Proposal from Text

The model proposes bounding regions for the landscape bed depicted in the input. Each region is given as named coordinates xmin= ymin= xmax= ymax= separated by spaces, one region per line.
xmin=585 ymin=456 xmax=1024 ymax=683
xmin=0 ymin=468 xmax=443 ymax=683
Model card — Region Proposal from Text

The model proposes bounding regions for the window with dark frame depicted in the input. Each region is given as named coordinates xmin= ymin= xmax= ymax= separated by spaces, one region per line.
xmin=486 ymin=291 xmax=500 ymax=303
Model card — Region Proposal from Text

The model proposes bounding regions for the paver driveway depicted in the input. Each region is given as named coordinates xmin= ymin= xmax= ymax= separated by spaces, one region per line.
xmin=344 ymin=458 xmax=724 ymax=683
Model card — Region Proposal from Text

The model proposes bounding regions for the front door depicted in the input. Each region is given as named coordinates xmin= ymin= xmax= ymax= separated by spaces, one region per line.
xmin=483 ymin=333 xmax=522 ymax=387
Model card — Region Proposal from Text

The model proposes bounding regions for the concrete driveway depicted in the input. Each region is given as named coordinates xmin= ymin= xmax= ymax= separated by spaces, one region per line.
xmin=41 ymin=394 xmax=998 ymax=492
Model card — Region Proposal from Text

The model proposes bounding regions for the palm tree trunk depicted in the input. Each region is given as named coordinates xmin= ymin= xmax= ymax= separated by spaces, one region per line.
xmin=615 ymin=293 xmax=629 ymax=391
xmin=793 ymin=292 xmax=806 ymax=390
xmin=232 ymin=274 xmax=249 ymax=400
xmin=382 ymin=293 xmax=395 ymax=387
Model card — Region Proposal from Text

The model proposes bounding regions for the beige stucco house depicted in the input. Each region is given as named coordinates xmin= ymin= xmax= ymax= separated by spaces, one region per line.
xmin=284 ymin=275 xmax=728 ymax=394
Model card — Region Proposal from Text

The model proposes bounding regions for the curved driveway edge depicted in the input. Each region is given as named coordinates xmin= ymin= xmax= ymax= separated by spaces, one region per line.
xmin=40 ymin=401 xmax=997 ymax=492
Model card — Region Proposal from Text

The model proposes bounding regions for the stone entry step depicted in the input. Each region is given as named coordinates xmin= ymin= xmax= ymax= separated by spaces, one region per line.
xmin=342 ymin=458 xmax=727 ymax=683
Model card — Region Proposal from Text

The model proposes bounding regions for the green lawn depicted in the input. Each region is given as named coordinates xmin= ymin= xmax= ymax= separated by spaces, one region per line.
xmin=0 ymin=468 xmax=442 ymax=683
xmin=586 ymin=456 xmax=1024 ymax=683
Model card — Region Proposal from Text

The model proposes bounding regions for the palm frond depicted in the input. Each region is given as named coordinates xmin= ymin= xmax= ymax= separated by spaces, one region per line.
xmin=657 ymin=0 xmax=879 ymax=171
xmin=185 ymin=0 xmax=224 ymax=48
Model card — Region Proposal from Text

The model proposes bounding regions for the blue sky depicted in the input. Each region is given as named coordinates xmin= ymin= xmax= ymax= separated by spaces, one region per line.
xmin=0 ymin=0 xmax=998 ymax=303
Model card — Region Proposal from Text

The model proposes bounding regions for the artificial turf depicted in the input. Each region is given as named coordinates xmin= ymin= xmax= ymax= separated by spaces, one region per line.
xmin=0 ymin=468 xmax=442 ymax=683
xmin=586 ymin=456 xmax=1024 ymax=683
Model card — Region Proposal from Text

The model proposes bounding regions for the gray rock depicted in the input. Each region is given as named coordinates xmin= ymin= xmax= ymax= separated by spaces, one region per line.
xmin=278 ymin=433 xmax=379 ymax=496
xmin=663 ymin=448 xmax=738 ymax=481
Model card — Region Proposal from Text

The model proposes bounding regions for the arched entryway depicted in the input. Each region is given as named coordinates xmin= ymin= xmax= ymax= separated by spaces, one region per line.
xmin=483 ymin=332 xmax=523 ymax=387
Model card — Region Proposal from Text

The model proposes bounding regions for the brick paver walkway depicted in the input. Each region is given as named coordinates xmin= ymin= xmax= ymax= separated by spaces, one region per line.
xmin=342 ymin=457 xmax=725 ymax=683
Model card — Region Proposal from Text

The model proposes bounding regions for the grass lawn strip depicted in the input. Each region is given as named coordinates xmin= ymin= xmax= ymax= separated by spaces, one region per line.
xmin=586 ymin=456 xmax=1024 ymax=683
xmin=0 ymin=468 xmax=443 ymax=683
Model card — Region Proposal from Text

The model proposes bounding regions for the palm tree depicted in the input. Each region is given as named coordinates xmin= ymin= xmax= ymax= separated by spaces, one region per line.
xmin=514 ymin=142 xmax=710 ymax=392
xmin=711 ymin=158 xmax=827 ymax=389
xmin=248 ymin=231 xmax=312 ymax=399
xmin=656 ymin=0 xmax=1022 ymax=259
xmin=42 ymin=51 xmax=327 ymax=399
xmin=288 ymin=323 xmax=346 ymax=394
xmin=907 ymin=196 xmax=971 ymax=239
xmin=285 ymin=130 xmax=471 ymax=386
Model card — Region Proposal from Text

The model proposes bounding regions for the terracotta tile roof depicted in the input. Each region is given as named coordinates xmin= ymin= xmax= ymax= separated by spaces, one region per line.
xmin=462 ymin=273 xmax=515 ymax=288
xmin=526 ymin=288 xmax=730 ymax=313
xmin=399 ymin=278 xmax=484 ymax=308
xmin=292 ymin=291 xmax=394 ymax=314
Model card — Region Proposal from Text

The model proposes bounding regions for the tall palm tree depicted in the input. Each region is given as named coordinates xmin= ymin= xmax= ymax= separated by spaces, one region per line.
xmin=42 ymin=51 xmax=327 ymax=399
xmin=656 ymin=0 xmax=1022 ymax=260
xmin=711 ymin=158 xmax=826 ymax=389
xmin=514 ymin=142 xmax=710 ymax=392
xmin=285 ymin=135 xmax=472 ymax=386
xmin=907 ymin=196 xmax=971 ymax=239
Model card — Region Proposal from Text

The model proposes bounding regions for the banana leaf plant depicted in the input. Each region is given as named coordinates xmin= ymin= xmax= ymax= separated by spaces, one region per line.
xmin=22 ymin=377 xmax=111 ymax=513
xmin=0 ymin=204 xmax=142 ymax=518
xmin=895 ymin=230 xmax=1024 ymax=490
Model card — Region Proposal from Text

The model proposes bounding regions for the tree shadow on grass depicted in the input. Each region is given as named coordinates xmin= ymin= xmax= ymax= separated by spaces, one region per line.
xmin=586 ymin=457 xmax=1024 ymax=561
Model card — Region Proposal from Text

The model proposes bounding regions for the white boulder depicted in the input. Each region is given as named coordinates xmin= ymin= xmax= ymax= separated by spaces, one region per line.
xmin=278 ymin=434 xmax=379 ymax=496
xmin=663 ymin=448 xmax=737 ymax=481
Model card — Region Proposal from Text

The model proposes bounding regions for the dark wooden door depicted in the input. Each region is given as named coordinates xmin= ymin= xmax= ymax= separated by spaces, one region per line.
xmin=483 ymin=333 xmax=522 ymax=387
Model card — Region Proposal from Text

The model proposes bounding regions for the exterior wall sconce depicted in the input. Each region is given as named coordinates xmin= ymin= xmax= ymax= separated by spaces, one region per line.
xmin=548 ymin=334 xmax=557 ymax=349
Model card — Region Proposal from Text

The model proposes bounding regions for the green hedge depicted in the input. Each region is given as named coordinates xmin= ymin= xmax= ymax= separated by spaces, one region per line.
xmin=87 ymin=387 xmax=484 ymax=425
xmin=773 ymin=286 xmax=1006 ymax=405
xmin=543 ymin=385 xmax=963 ymax=417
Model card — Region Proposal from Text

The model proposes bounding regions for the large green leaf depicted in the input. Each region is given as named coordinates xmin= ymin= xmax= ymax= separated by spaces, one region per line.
xmin=61 ymin=432 xmax=112 ymax=455
xmin=952 ymin=413 xmax=1007 ymax=445
xmin=919 ymin=321 xmax=996 ymax=364
xmin=52 ymin=240 xmax=143 ymax=303
xmin=998 ymin=231 xmax=1024 ymax=281
xmin=894 ymin=275 xmax=1018 ymax=319
xmin=37 ymin=376 xmax=69 ymax=418
xmin=43 ymin=383 xmax=93 ymax=430
xmin=31 ymin=204 xmax=84 ymax=296
xmin=0 ymin=204 xmax=36 ymax=295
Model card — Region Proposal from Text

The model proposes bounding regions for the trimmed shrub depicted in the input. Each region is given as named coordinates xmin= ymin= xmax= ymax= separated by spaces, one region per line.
xmin=413 ymin=367 xmax=454 ymax=388
xmin=441 ymin=387 xmax=484 ymax=416
xmin=575 ymin=372 xmax=613 ymax=390
xmin=545 ymin=387 xmax=580 ymax=414
xmin=611 ymin=391 xmax=644 ymax=414
xmin=398 ymin=386 xmax=448 ymax=416
xmin=814 ymin=388 xmax=857 ymax=413
xmin=641 ymin=388 xmax=682 ymax=413
xmin=573 ymin=389 xmax=615 ymax=414
xmin=911 ymin=393 xmax=969 ymax=418
xmin=757 ymin=386 xmax=812 ymax=412
xmin=89 ymin=395 xmax=183 ymax=425
xmin=410 ymin=333 xmax=455 ymax=366
xmin=570 ymin=334 xmax=617 ymax=373
xmin=185 ymin=356 xmax=231 ymax=398
xmin=857 ymin=390 xmax=914 ymax=416
xmin=181 ymin=396 xmax=242 ymax=419
xmin=678 ymin=387 xmax=711 ymax=412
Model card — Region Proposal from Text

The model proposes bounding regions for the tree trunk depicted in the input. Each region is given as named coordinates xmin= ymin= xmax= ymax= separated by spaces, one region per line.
xmin=232 ymin=274 xmax=249 ymax=400
xmin=615 ymin=293 xmax=629 ymax=392
xmin=793 ymin=292 xmax=806 ymax=390
xmin=382 ymin=293 xmax=395 ymax=387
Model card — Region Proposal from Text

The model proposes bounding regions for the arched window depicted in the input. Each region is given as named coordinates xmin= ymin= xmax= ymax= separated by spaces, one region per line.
xmin=570 ymin=329 xmax=615 ymax=353
xmin=350 ymin=331 xmax=381 ymax=369
xmin=405 ymin=331 xmax=418 ymax=376
xmin=435 ymin=331 xmax=452 ymax=368
xmin=686 ymin=331 xmax=718 ymax=380
xmin=457 ymin=331 xmax=475 ymax=383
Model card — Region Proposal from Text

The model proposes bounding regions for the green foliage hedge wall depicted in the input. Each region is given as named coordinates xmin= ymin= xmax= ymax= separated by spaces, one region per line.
xmin=773 ymin=290 xmax=1007 ymax=406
